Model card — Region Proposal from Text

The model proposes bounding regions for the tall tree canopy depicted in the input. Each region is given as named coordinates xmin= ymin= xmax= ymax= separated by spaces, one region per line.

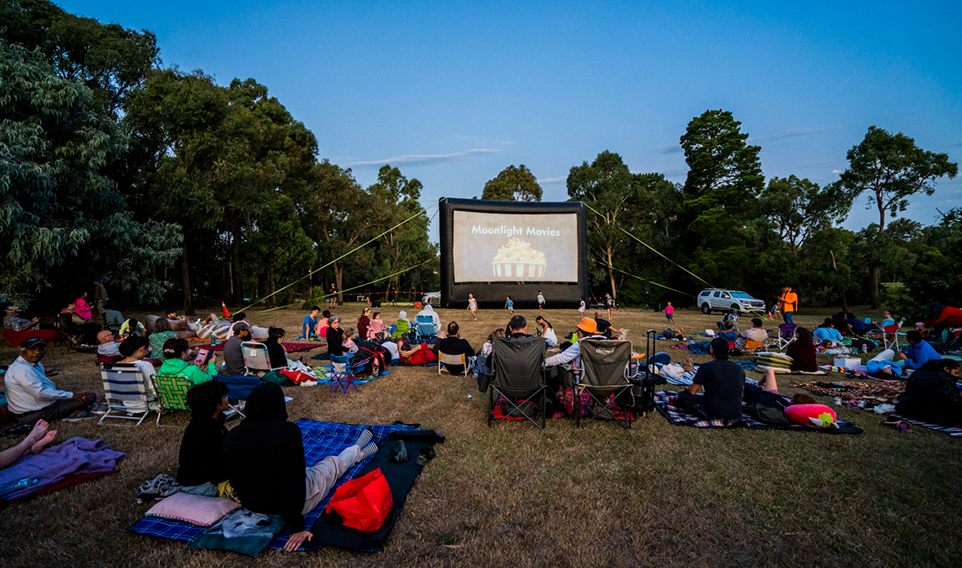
xmin=481 ymin=164 xmax=542 ymax=202
xmin=837 ymin=126 xmax=958 ymax=307
xmin=759 ymin=175 xmax=852 ymax=255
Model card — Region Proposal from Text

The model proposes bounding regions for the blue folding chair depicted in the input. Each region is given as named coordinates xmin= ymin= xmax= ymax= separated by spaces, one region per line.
xmin=415 ymin=315 xmax=438 ymax=343
xmin=329 ymin=354 xmax=361 ymax=395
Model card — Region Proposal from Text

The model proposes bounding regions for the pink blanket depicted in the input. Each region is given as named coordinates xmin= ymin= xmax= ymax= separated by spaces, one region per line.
xmin=0 ymin=437 xmax=126 ymax=500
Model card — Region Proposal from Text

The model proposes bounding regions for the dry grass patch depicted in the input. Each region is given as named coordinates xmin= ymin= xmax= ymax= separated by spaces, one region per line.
xmin=2 ymin=305 xmax=961 ymax=567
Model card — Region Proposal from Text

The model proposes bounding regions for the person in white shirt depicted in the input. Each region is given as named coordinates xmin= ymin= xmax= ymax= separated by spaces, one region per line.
xmin=537 ymin=291 xmax=545 ymax=314
xmin=5 ymin=337 xmax=98 ymax=424
xmin=467 ymin=294 xmax=478 ymax=322
xmin=117 ymin=335 xmax=158 ymax=387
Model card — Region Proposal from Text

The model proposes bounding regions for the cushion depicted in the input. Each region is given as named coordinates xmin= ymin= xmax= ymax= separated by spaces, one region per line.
xmin=145 ymin=492 xmax=240 ymax=527
xmin=145 ymin=315 xmax=161 ymax=334
xmin=187 ymin=508 xmax=286 ymax=557
xmin=169 ymin=318 xmax=191 ymax=332
xmin=784 ymin=404 xmax=837 ymax=428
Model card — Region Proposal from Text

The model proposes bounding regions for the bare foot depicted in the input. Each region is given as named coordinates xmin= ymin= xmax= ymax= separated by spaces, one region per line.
xmin=30 ymin=430 xmax=57 ymax=454
xmin=25 ymin=419 xmax=49 ymax=446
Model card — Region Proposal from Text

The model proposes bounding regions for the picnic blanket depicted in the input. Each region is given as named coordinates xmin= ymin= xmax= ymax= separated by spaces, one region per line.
xmin=790 ymin=380 xmax=905 ymax=403
xmin=890 ymin=415 xmax=962 ymax=437
xmin=128 ymin=421 xmax=418 ymax=551
xmin=0 ymin=437 xmax=126 ymax=501
xmin=312 ymin=366 xmax=393 ymax=386
xmin=653 ymin=391 xmax=861 ymax=433
xmin=198 ymin=342 xmax=323 ymax=353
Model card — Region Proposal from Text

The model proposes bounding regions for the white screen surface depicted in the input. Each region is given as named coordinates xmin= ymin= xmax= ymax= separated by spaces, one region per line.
xmin=452 ymin=211 xmax=579 ymax=282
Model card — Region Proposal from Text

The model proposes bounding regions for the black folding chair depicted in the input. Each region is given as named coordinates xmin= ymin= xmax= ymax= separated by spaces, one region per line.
xmin=576 ymin=338 xmax=637 ymax=429
xmin=488 ymin=335 xmax=548 ymax=430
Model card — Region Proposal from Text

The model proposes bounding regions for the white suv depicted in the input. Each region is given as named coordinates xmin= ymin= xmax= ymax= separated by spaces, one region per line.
xmin=697 ymin=289 xmax=766 ymax=314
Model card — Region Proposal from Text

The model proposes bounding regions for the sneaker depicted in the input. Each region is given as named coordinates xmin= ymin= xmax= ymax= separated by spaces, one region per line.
xmin=299 ymin=379 xmax=318 ymax=387
xmin=90 ymin=403 xmax=109 ymax=415
xmin=63 ymin=411 xmax=97 ymax=421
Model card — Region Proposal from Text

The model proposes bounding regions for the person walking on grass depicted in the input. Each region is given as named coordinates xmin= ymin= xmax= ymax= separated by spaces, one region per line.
xmin=505 ymin=296 xmax=514 ymax=314
xmin=605 ymin=293 xmax=614 ymax=319
xmin=665 ymin=301 xmax=675 ymax=324
xmin=537 ymin=290 xmax=545 ymax=314
xmin=467 ymin=293 xmax=477 ymax=322
xmin=578 ymin=297 xmax=586 ymax=315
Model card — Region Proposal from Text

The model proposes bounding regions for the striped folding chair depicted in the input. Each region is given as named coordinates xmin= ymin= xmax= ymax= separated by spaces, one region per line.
xmin=98 ymin=364 xmax=161 ymax=427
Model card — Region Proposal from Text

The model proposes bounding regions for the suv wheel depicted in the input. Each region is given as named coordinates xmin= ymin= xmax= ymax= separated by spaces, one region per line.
xmin=701 ymin=303 xmax=711 ymax=314
xmin=731 ymin=304 xmax=740 ymax=312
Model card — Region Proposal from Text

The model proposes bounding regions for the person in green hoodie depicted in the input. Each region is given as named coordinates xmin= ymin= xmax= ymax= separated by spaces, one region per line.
xmin=158 ymin=338 xmax=218 ymax=385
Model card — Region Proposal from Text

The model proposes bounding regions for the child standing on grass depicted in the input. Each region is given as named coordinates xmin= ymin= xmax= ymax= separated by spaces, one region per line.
xmin=537 ymin=291 xmax=545 ymax=314
xmin=578 ymin=297 xmax=586 ymax=315
xmin=505 ymin=296 xmax=514 ymax=314
xmin=665 ymin=302 xmax=675 ymax=324
xmin=467 ymin=293 xmax=478 ymax=321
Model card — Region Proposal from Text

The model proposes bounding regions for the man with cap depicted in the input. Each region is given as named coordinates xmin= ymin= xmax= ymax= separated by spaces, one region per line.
xmin=5 ymin=337 xmax=98 ymax=423
xmin=4 ymin=306 xmax=40 ymax=332
xmin=544 ymin=317 xmax=606 ymax=371
xmin=736 ymin=318 xmax=769 ymax=350
xmin=223 ymin=322 xmax=252 ymax=375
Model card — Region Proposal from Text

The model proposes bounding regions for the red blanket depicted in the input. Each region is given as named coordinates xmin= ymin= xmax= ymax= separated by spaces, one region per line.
xmin=194 ymin=342 xmax=324 ymax=353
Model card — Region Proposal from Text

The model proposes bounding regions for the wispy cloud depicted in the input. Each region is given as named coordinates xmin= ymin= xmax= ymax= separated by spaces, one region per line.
xmin=751 ymin=127 xmax=829 ymax=143
xmin=655 ymin=144 xmax=683 ymax=154
xmin=536 ymin=176 xmax=566 ymax=184
xmin=350 ymin=148 xmax=502 ymax=167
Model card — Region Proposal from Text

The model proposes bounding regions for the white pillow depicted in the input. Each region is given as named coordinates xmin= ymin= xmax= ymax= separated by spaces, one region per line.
xmin=146 ymin=492 xmax=240 ymax=527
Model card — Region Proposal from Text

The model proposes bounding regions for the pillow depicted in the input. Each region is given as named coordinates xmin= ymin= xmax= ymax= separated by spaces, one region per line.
xmin=784 ymin=404 xmax=837 ymax=428
xmin=755 ymin=352 xmax=793 ymax=373
xmin=145 ymin=492 xmax=240 ymax=527
xmin=187 ymin=508 xmax=286 ymax=557
xmin=168 ymin=318 xmax=191 ymax=332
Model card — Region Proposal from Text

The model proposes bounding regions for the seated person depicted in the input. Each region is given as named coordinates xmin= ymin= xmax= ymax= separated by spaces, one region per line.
xmin=717 ymin=310 xmax=739 ymax=331
xmin=158 ymin=338 xmax=217 ymax=385
xmin=315 ymin=310 xmax=332 ymax=339
xmin=119 ymin=318 xmax=146 ymax=338
xmin=222 ymin=383 xmax=379 ymax=551
xmin=176 ymin=380 xmax=230 ymax=496
xmin=506 ymin=315 xmax=531 ymax=339
xmin=392 ymin=311 xmax=412 ymax=340
xmin=845 ymin=312 xmax=876 ymax=335
xmin=813 ymin=320 xmax=844 ymax=346
xmin=677 ymin=338 xmax=745 ymax=420
xmin=223 ymin=322 xmax=253 ymax=375
xmin=435 ymin=322 xmax=476 ymax=374
xmin=367 ymin=312 xmax=385 ymax=340
xmin=923 ymin=303 xmax=962 ymax=337
xmin=398 ymin=340 xmax=437 ymax=365
xmin=302 ymin=306 xmax=320 ymax=340
xmin=0 ymin=419 xmax=58 ymax=471
xmin=326 ymin=316 xmax=345 ymax=357
xmin=482 ymin=328 xmax=506 ymax=356
xmin=63 ymin=301 xmax=101 ymax=344
xmin=264 ymin=326 xmax=289 ymax=369
xmin=899 ymin=330 xmax=942 ymax=371
xmin=881 ymin=311 xmax=896 ymax=328
xmin=357 ymin=308 xmax=372 ymax=340
xmin=4 ymin=305 xmax=40 ymax=331
xmin=866 ymin=349 xmax=905 ymax=378
xmin=149 ymin=318 xmax=178 ymax=361
xmin=5 ymin=337 xmax=98 ymax=424
xmin=593 ymin=310 xmax=621 ymax=339
xmin=785 ymin=327 xmax=818 ymax=372
xmin=717 ymin=321 xmax=739 ymax=344
xmin=895 ymin=359 xmax=962 ymax=426
xmin=544 ymin=318 xmax=605 ymax=389
xmin=117 ymin=335 xmax=157 ymax=380
xmin=345 ymin=327 xmax=362 ymax=353
xmin=735 ymin=318 xmax=768 ymax=350
xmin=96 ymin=330 xmax=122 ymax=357
xmin=103 ymin=308 xmax=124 ymax=332
xmin=535 ymin=316 xmax=558 ymax=347
xmin=75 ymin=291 xmax=93 ymax=321
xmin=416 ymin=304 xmax=441 ymax=334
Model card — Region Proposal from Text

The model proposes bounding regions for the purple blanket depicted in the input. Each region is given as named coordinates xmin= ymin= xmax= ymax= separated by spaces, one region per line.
xmin=0 ymin=437 xmax=126 ymax=500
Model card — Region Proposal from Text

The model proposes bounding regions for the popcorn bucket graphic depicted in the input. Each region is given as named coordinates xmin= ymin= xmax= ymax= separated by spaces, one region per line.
xmin=492 ymin=261 xmax=546 ymax=279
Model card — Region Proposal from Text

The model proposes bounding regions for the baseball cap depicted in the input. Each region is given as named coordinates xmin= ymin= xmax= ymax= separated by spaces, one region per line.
xmin=20 ymin=336 xmax=48 ymax=349
xmin=576 ymin=317 xmax=598 ymax=334
xmin=751 ymin=318 xmax=763 ymax=327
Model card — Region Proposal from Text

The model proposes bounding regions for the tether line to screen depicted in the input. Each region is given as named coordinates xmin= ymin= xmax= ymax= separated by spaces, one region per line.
xmin=579 ymin=201 xmax=716 ymax=290
xmin=596 ymin=261 xmax=695 ymax=297
xmin=239 ymin=203 xmax=439 ymax=312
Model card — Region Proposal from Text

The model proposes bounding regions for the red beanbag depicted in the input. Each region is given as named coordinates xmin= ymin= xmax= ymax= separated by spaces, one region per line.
xmin=784 ymin=404 xmax=837 ymax=428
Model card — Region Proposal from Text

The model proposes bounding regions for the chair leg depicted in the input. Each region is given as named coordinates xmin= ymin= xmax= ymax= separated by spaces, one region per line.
xmin=488 ymin=388 xmax=494 ymax=428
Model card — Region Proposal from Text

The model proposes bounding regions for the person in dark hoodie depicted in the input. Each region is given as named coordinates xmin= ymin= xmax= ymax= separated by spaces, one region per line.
xmin=222 ymin=383 xmax=379 ymax=551
xmin=895 ymin=358 xmax=962 ymax=426
xmin=176 ymin=380 xmax=229 ymax=495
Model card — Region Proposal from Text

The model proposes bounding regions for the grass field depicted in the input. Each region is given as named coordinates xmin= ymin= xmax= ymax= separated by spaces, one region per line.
xmin=2 ymin=305 xmax=961 ymax=567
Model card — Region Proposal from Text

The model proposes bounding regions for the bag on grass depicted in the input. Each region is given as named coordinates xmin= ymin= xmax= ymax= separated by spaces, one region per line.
xmin=326 ymin=468 xmax=393 ymax=532
xmin=749 ymin=402 xmax=791 ymax=426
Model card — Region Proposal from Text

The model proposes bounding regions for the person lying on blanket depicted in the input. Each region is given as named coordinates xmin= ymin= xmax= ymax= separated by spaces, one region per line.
xmin=895 ymin=359 xmax=962 ymax=426
xmin=398 ymin=340 xmax=437 ymax=365
xmin=177 ymin=380 xmax=229 ymax=496
xmin=5 ymin=337 xmax=99 ymax=424
xmin=222 ymin=383 xmax=379 ymax=551
xmin=0 ymin=419 xmax=57 ymax=471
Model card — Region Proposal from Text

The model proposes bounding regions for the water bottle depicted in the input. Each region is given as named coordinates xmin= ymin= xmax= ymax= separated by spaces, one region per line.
xmin=0 ymin=478 xmax=39 ymax=496
xmin=861 ymin=343 xmax=867 ymax=353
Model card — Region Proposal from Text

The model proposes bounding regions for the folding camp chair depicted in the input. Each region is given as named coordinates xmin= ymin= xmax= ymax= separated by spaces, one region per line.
xmin=415 ymin=315 xmax=438 ymax=343
xmin=242 ymin=341 xmax=286 ymax=375
xmin=153 ymin=374 xmax=245 ymax=424
xmin=488 ymin=335 xmax=548 ymax=430
xmin=768 ymin=324 xmax=796 ymax=350
xmin=575 ymin=338 xmax=637 ymax=429
xmin=329 ymin=354 xmax=360 ymax=395
xmin=438 ymin=351 xmax=469 ymax=376
xmin=98 ymin=363 xmax=162 ymax=426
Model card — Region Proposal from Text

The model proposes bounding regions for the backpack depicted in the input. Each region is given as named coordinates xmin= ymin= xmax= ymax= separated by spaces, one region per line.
xmin=749 ymin=402 xmax=791 ymax=426
xmin=351 ymin=340 xmax=391 ymax=376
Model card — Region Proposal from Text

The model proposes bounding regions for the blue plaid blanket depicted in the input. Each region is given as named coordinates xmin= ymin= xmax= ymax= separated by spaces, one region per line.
xmin=128 ymin=420 xmax=414 ymax=550
xmin=892 ymin=415 xmax=962 ymax=437
xmin=311 ymin=366 xmax=393 ymax=385
xmin=654 ymin=389 xmax=794 ymax=429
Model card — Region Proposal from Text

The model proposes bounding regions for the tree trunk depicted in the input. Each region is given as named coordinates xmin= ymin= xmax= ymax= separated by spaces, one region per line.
xmin=231 ymin=227 xmax=242 ymax=306
xmin=181 ymin=244 xmax=194 ymax=316
xmin=870 ymin=266 xmax=881 ymax=309
xmin=196 ymin=234 xmax=206 ymax=307
xmin=266 ymin=264 xmax=274 ymax=308
xmin=334 ymin=264 xmax=344 ymax=304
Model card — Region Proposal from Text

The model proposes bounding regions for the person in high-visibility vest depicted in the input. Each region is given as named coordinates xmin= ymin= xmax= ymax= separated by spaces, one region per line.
xmin=779 ymin=287 xmax=799 ymax=325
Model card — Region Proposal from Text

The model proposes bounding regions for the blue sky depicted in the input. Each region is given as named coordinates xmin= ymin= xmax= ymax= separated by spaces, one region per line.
xmin=60 ymin=0 xmax=962 ymax=239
